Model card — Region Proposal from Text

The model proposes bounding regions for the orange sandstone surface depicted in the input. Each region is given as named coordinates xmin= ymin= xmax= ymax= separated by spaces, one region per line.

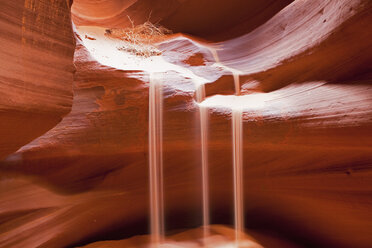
xmin=0 ymin=0 xmax=372 ymax=247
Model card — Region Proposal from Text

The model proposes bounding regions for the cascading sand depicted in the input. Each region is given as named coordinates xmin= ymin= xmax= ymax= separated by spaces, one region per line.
xmin=196 ymin=84 xmax=210 ymax=241
xmin=148 ymin=72 xmax=164 ymax=246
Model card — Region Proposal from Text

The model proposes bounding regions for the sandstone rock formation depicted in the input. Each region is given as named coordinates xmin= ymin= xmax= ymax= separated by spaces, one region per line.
xmin=71 ymin=0 xmax=294 ymax=40
xmin=0 ymin=0 xmax=75 ymax=160
xmin=0 ymin=0 xmax=371 ymax=247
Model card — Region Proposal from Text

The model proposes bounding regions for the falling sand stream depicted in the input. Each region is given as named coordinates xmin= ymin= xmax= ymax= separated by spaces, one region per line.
xmin=196 ymin=84 xmax=210 ymax=241
xmin=198 ymin=47 xmax=244 ymax=246
xmin=232 ymin=107 xmax=244 ymax=246
xmin=149 ymin=72 xmax=164 ymax=246
xmin=77 ymin=28 xmax=250 ymax=246
xmin=210 ymin=48 xmax=244 ymax=245
xmin=147 ymin=47 xmax=244 ymax=246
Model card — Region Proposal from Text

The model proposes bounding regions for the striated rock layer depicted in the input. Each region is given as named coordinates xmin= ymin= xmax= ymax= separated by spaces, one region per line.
xmin=0 ymin=0 xmax=372 ymax=247
xmin=0 ymin=0 xmax=75 ymax=159
xmin=71 ymin=0 xmax=294 ymax=41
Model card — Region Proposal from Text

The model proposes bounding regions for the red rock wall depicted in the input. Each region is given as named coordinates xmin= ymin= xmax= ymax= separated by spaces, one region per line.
xmin=0 ymin=0 xmax=371 ymax=247
xmin=71 ymin=0 xmax=294 ymax=40
xmin=0 ymin=0 xmax=75 ymax=159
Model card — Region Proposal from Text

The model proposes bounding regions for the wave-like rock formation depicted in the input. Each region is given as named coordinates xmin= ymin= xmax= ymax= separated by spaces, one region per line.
xmin=0 ymin=0 xmax=371 ymax=247
xmin=71 ymin=0 xmax=294 ymax=40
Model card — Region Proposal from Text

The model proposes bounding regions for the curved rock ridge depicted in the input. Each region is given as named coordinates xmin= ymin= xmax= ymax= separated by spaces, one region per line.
xmin=0 ymin=0 xmax=75 ymax=159
xmin=216 ymin=0 xmax=372 ymax=91
xmin=0 ymin=0 xmax=371 ymax=248
xmin=71 ymin=0 xmax=294 ymax=40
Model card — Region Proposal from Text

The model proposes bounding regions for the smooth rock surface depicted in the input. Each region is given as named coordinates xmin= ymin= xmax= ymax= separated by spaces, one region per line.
xmin=0 ymin=0 xmax=371 ymax=247
xmin=0 ymin=0 xmax=75 ymax=159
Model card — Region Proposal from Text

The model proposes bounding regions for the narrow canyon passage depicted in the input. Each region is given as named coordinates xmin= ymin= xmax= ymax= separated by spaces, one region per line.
xmin=0 ymin=0 xmax=372 ymax=248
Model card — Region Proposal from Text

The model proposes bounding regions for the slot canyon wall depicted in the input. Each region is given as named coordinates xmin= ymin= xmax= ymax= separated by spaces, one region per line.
xmin=0 ymin=0 xmax=372 ymax=247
